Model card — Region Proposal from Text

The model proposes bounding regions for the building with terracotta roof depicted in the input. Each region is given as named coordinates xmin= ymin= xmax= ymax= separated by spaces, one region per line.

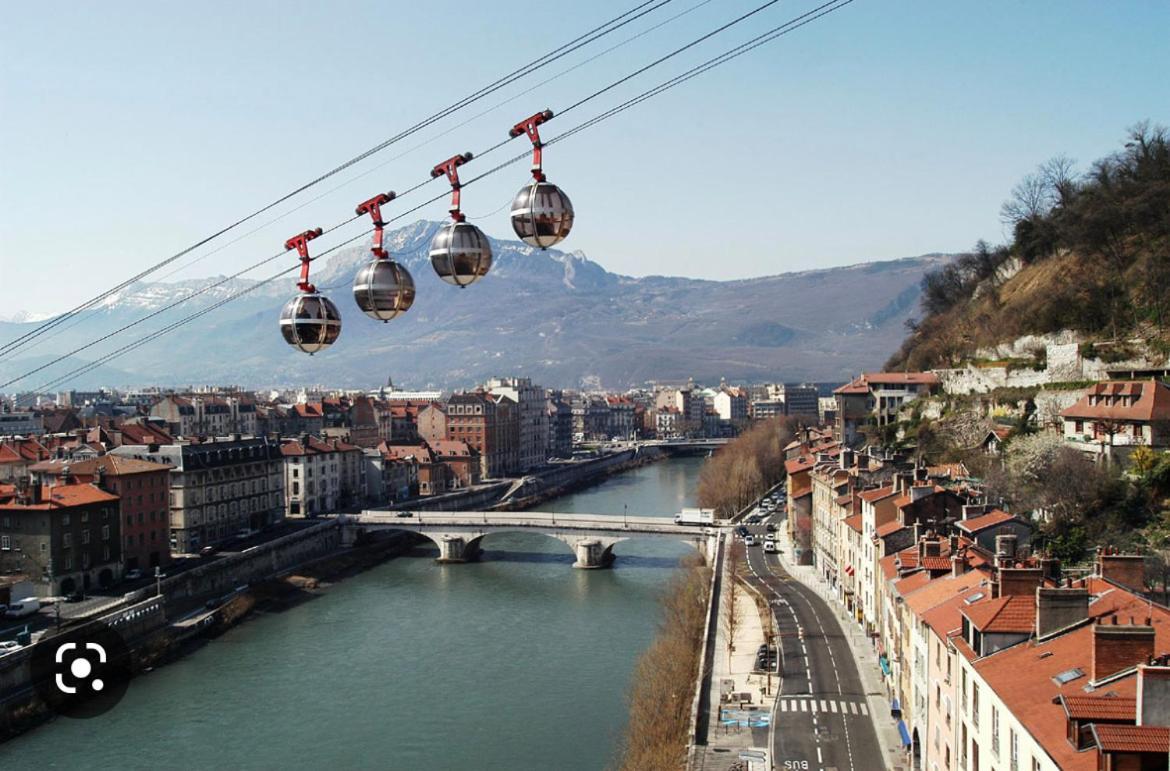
xmin=32 ymin=455 xmax=174 ymax=570
xmin=0 ymin=437 xmax=50 ymax=481
xmin=832 ymin=371 xmax=941 ymax=444
xmin=420 ymin=392 xmax=519 ymax=479
xmin=955 ymin=580 xmax=1170 ymax=771
xmin=955 ymin=507 xmax=1033 ymax=552
xmin=0 ymin=479 xmax=122 ymax=595
xmin=281 ymin=436 xmax=365 ymax=517
xmin=1061 ymin=379 xmax=1170 ymax=455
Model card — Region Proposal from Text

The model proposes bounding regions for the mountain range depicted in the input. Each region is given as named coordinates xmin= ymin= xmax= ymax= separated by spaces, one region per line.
xmin=0 ymin=221 xmax=947 ymax=391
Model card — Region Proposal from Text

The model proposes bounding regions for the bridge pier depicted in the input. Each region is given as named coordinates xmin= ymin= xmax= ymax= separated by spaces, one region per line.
xmin=435 ymin=535 xmax=481 ymax=564
xmin=572 ymin=539 xmax=615 ymax=569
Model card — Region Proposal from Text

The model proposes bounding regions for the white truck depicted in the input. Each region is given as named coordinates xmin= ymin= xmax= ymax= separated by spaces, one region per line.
xmin=5 ymin=598 xmax=40 ymax=619
xmin=673 ymin=507 xmax=716 ymax=526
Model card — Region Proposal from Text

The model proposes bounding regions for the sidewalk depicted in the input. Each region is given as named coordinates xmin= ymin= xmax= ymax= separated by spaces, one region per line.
xmin=773 ymin=525 xmax=906 ymax=770
xmin=693 ymin=552 xmax=774 ymax=770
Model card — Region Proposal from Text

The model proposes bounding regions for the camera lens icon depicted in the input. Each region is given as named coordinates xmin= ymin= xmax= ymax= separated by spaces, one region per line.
xmin=54 ymin=642 xmax=107 ymax=694
xmin=32 ymin=619 xmax=131 ymax=719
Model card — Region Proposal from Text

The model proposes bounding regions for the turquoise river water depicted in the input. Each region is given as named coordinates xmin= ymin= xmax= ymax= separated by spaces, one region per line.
xmin=1 ymin=455 xmax=705 ymax=770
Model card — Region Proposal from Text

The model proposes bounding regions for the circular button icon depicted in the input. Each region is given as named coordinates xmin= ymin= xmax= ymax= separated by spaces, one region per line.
xmin=30 ymin=619 xmax=131 ymax=719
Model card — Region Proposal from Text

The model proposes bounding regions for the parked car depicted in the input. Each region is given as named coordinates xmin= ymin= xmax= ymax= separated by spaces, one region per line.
xmin=200 ymin=546 xmax=218 ymax=557
xmin=64 ymin=591 xmax=84 ymax=603
xmin=736 ymin=526 xmax=749 ymax=537
xmin=0 ymin=641 xmax=21 ymax=653
xmin=5 ymin=598 xmax=40 ymax=618
xmin=395 ymin=510 xmax=414 ymax=518
xmin=744 ymin=535 xmax=757 ymax=547
xmin=125 ymin=569 xmax=144 ymax=581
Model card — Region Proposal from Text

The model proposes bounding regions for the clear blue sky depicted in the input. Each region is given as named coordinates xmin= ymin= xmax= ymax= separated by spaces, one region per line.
xmin=2 ymin=0 xmax=1168 ymax=315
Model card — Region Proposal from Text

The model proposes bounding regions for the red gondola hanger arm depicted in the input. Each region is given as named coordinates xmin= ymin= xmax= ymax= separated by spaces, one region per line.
xmin=285 ymin=227 xmax=323 ymax=292
xmin=510 ymin=109 xmax=554 ymax=182
xmin=431 ymin=152 xmax=473 ymax=222
xmin=356 ymin=191 xmax=397 ymax=258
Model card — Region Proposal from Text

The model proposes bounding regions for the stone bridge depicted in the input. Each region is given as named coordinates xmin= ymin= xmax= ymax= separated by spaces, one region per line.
xmin=342 ymin=510 xmax=717 ymax=568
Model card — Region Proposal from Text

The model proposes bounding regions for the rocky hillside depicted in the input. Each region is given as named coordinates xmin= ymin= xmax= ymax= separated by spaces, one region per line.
xmin=888 ymin=124 xmax=1170 ymax=373
xmin=0 ymin=221 xmax=947 ymax=390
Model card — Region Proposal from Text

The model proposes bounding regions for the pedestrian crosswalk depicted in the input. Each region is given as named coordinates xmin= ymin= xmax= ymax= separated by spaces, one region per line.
xmin=776 ymin=698 xmax=869 ymax=716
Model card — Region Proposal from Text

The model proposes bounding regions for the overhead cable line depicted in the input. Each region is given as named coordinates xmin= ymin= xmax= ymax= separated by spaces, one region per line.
xmin=27 ymin=0 xmax=857 ymax=393
xmin=4 ymin=0 xmax=793 ymax=381
xmin=0 ymin=0 xmax=675 ymax=359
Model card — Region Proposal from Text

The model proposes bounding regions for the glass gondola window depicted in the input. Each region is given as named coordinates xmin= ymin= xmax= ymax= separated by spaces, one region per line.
xmin=280 ymin=227 xmax=342 ymax=354
xmin=429 ymin=153 xmax=493 ymax=289
xmin=510 ymin=180 xmax=574 ymax=249
xmin=429 ymin=220 xmax=493 ymax=288
xmin=352 ymin=191 xmax=416 ymax=321
xmin=508 ymin=109 xmax=573 ymax=249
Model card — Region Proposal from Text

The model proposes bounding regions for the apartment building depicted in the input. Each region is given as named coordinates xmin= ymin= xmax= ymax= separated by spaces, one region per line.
xmin=111 ymin=436 xmax=284 ymax=553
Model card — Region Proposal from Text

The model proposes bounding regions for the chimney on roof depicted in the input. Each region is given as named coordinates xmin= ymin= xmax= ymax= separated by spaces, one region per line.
xmin=1136 ymin=665 xmax=1170 ymax=727
xmin=949 ymin=533 xmax=959 ymax=553
xmin=995 ymin=567 xmax=1043 ymax=599
xmin=1092 ymin=619 xmax=1155 ymax=683
xmin=910 ymin=484 xmax=933 ymax=503
xmin=951 ymin=550 xmax=967 ymax=578
xmin=995 ymin=533 xmax=1019 ymax=567
xmin=839 ymin=448 xmax=854 ymax=471
xmin=1040 ymin=555 xmax=1062 ymax=585
xmin=1035 ymin=586 xmax=1090 ymax=639
xmin=1095 ymin=547 xmax=1147 ymax=592
xmin=920 ymin=534 xmax=942 ymax=559
xmin=961 ymin=503 xmax=992 ymax=521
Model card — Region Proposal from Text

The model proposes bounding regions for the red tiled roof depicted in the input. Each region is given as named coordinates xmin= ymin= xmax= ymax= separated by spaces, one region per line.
xmin=1061 ymin=379 xmax=1170 ymax=423
xmin=0 ymin=439 xmax=50 ymax=465
xmin=876 ymin=520 xmax=906 ymax=538
xmin=1060 ymin=695 xmax=1135 ymax=721
xmin=0 ymin=483 xmax=119 ymax=510
xmin=834 ymin=371 xmax=939 ymax=394
xmin=894 ymin=571 xmax=931 ymax=595
xmin=920 ymin=583 xmax=992 ymax=639
xmin=32 ymin=456 xmax=172 ymax=476
xmin=859 ymin=485 xmax=895 ymax=503
xmin=785 ymin=455 xmax=815 ymax=474
xmin=961 ymin=594 xmax=1035 ymax=633
xmin=970 ymin=588 xmax=1170 ymax=770
xmin=957 ymin=509 xmax=1017 ymax=534
xmin=920 ymin=555 xmax=953 ymax=572
xmin=1092 ymin=725 xmax=1170 ymax=754
xmin=843 ymin=514 xmax=863 ymax=533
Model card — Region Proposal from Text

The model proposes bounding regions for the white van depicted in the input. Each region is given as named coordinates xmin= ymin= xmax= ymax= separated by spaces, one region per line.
xmin=764 ymin=541 xmax=777 ymax=553
xmin=5 ymin=598 xmax=40 ymax=618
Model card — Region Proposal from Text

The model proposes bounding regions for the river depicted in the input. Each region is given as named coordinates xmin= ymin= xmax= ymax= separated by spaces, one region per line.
xmin=2 ymin=455 xmax=706 ymax=770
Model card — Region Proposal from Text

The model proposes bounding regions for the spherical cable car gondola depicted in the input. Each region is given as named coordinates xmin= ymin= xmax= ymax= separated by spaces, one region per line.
xmin=508 ymin=110 xmax=574 ymax=249
xmin=429 ymin=152 xmax=493 ymax=288
xmin=279 ymin=228 xmax=342 ymax=355
xmin=352 ymin=191 xmax=416 ymax=321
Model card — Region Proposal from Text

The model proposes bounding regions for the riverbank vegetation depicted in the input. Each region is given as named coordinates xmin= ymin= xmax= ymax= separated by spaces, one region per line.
xmin=617 ymin=554 xmax=712 ymax=771
xmin=697 ymin=417 xmax=801 ymax=517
